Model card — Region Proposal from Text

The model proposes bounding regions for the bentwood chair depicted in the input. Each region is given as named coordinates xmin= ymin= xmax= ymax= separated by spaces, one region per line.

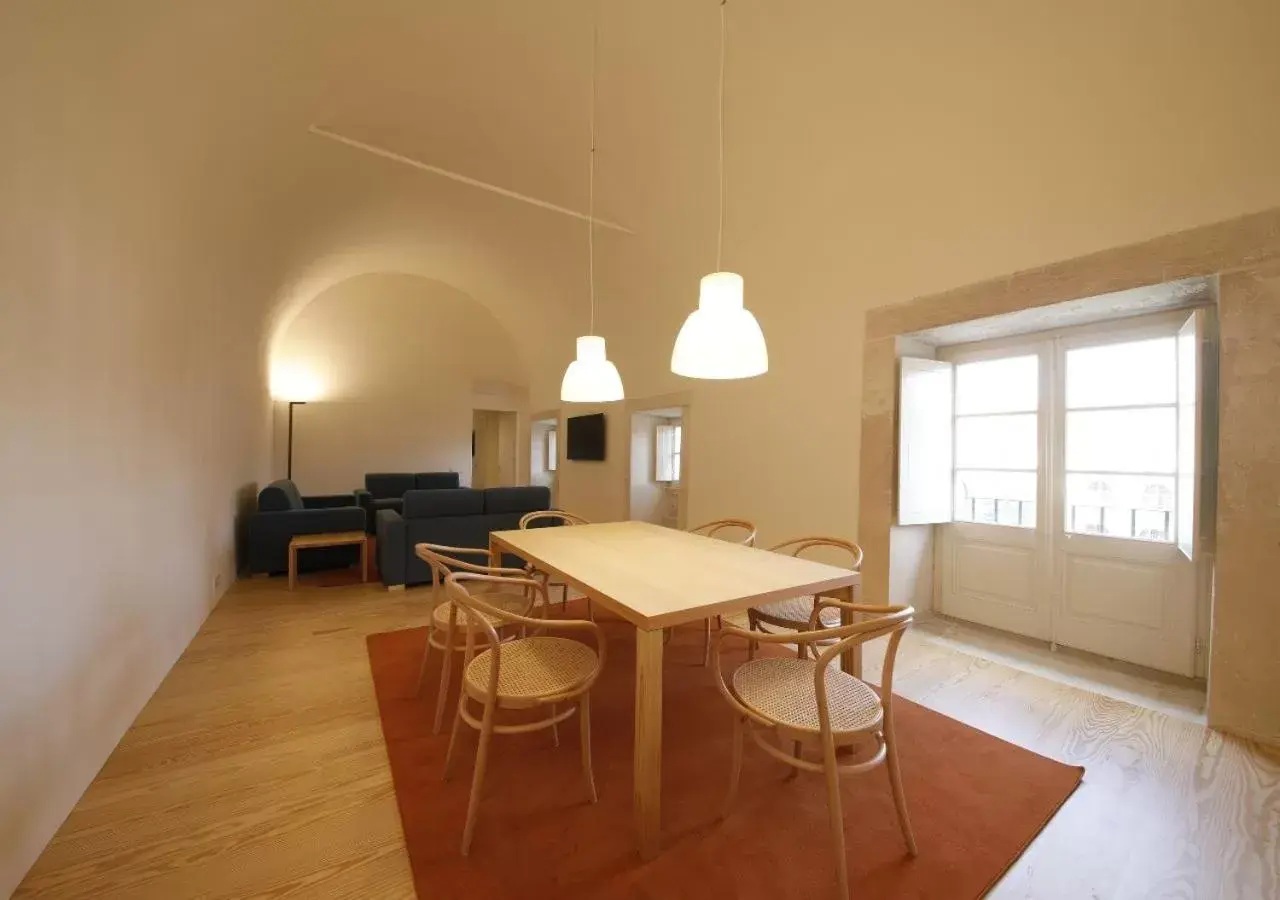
xmin=413 ymin=543 xmax=540 ymax=734
xmin=713 ymin=599 xmax=917 ymax=898
xmin=747 ymin=537 xmax=863 ymax=659
xmin=518 ymin=510 xmax=591 ymax=616
xmin=443 ymin=572 xmax=607 ymax=855
xmin=688 ymin=518 xmax=757 ymax=664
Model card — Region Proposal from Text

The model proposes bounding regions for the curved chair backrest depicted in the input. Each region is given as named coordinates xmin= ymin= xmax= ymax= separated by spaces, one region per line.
xmin=767 ymin=535 xmax=863 ymax=571
xmin=519 ymin=510 xmax=590 ymax=529
xmin=414 ymin=542 xmax=528 ymax=600
xmin=446 ymin=572 xmax=606 ymax=700
xmin=814 ymin=603 xmax=914 ymax=731
xmin=690 ymin=518 xmax=757 ymax=547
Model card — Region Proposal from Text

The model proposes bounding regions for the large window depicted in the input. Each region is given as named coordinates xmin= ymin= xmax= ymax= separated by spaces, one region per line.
xmin=655 ymin=422 xmax=682 ymax=483
xmin=952 ymin=355 xmax=1038 ymax=528
xmin=1064 ymin=337 xmax=1177 ymax=542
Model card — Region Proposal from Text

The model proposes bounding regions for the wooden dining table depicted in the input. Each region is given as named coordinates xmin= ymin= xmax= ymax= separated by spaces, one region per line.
xmin=488 ymin=520 xmax=863 ymax=860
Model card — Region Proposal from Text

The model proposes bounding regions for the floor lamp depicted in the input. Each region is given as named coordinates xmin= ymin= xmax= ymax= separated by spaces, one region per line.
xmin=286 ymin=401 xmax=306 ymax=480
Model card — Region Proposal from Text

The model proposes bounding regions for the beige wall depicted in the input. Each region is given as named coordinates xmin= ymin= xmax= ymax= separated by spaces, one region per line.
xmin=1210 ymin=266 xmax=1280 ymax=744
xmin=0 ymin=8 xmax=272 ymax=894
xmin=555 ymin=406 xmax=630 ymax=525
xmin=629 ymin=414 xmax=663 ymax=524
xmin=271 ymin=274 xmax=527 ymax=493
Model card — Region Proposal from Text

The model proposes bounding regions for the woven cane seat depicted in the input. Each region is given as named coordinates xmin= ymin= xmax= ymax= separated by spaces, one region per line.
xmin=732 ymin=658 xmax=882 ymax=734
xmin=752 ymin=595 xmax=842 ymax=629
xmin=465 ymin=637 xmax=598 ymax=701
xmin=432 ymin=588 xmax=530 ymax=630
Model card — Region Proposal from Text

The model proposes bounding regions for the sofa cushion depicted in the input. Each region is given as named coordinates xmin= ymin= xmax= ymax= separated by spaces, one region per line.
xmin=365 ymin=473 xmax=415 ymax=500
xmin=403 ymin=487 xmax=484 ymax=519
xmin=483 ymin=486 xmax=551 ymax=515
xmin=258 ymin=479 xmax=303 ymax=512
xmin=415 ymin=471 xmax=461 ymax=490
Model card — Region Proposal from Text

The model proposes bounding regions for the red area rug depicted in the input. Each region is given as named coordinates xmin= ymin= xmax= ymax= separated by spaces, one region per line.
xmin=367 ymin=607 xmax=1082 ymax=898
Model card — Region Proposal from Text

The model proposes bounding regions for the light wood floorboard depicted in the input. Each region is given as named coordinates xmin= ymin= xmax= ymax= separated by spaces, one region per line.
xmin=16 ymin=578 xmax=1280 ymax=899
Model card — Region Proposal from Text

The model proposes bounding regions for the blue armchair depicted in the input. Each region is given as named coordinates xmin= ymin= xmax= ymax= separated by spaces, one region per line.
xmin=246 ymin=479 xmax=366 ymax=576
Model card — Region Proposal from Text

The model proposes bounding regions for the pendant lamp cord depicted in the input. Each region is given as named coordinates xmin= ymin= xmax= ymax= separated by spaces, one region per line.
xmin=716 ymin=0 xmax=726 ymax=271
xmin=588 ymin=7 xmax=598 ymax=335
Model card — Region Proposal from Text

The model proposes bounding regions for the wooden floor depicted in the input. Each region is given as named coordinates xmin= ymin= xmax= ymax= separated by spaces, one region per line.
xmin=17 ymin=577 xmax=1280 ymax=899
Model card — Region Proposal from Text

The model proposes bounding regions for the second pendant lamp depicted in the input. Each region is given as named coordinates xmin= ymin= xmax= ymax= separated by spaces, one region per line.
xmin=560 ymin=10 xmax=624 ymax=403
xmin=671 ymin=0 xmax=768 ymax=380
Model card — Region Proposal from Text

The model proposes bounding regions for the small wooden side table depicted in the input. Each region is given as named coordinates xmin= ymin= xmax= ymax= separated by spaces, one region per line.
xmin=288 ymin=531 xmax=368 ymax=591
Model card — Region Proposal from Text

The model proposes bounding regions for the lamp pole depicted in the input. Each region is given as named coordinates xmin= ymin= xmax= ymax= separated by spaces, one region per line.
xmin=287 ymin=401 xmax=307 ymax=481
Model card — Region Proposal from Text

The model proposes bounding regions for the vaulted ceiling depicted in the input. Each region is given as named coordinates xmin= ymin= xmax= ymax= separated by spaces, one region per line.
xmin=7 ymin=0 xmax=1280 ymax=403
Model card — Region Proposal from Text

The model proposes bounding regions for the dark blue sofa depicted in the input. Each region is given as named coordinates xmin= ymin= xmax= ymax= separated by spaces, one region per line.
xmin=376 ymin=485 xmax=555 ymax=588
xmin=354 ymin=471 xmax=461 ymax=533
xmin=246 ymin=479 xmax=366 ymax=576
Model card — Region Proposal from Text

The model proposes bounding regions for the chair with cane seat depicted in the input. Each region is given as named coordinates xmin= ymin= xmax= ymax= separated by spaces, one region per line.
xmin=518 ymin=510 xmax=591 ymax=616
xmin=412 ymin=543 xmax=539 ymax=734
xmin=442 ymin=571 xmax=607 ymax=855
xmin=747 ymin=536 xmax=863 ymax=659
xmin=713 ymin=598 xmax=917 ymax=898
xmin=688 ymin=518 xmax=757 ymax=664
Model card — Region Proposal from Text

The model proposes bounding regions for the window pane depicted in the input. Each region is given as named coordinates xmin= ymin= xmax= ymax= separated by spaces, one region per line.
xmin=955 ymin=355 xmax=1038 ymax=415
xmin=1066 ymin=337 xmax=1176 ymax=409
xmin=1065 ymin=473 xmax=1174 ymax=542
xmin=955 ymin=414 xmax=1037 ymax=470
xmin=954 ymin=470 xmax=1036 ymax=527
xmin=1066 ymin=408 xmax=1176 ymax=474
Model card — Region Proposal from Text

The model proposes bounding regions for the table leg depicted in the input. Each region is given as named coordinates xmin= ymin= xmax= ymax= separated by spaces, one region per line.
xmin=288 ymin=544 xmax=297 ymax=592
xmin=634 ymin=627 xmax=663 ymax=860
xmin=360 ymin=538 xmax=368 ymax=583
xmin=838 ymin=584 xmax=862 ymax=678
xmin=489 ymin=533 xmax=500 ymax=570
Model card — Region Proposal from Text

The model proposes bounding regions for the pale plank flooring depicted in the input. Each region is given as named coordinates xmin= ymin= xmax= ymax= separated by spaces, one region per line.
xmin=16 ymin=578 xmax=1280 ymax=899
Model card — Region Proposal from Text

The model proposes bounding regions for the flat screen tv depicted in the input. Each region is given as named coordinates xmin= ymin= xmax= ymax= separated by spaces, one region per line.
xmin=566 ymin=412 xmax=606 ymax=461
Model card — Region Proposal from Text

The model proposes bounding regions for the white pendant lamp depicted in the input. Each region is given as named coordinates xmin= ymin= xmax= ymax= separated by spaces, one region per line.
xmin=672 ymin=0 xmax=768 ymax=380
xmin=560 ymin=10 xmax=624 ymax=403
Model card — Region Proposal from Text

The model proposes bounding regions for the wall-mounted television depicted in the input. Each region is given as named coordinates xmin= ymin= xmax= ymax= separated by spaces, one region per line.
xmin=566 ymin=413 xmax=606 ymax=461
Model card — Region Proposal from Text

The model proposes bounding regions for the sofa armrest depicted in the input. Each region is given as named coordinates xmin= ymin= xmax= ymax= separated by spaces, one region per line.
xmin=304 ymin=493 xmax=358 ymax=509
xmin=376 ymin=509 xmax=407 ymax=587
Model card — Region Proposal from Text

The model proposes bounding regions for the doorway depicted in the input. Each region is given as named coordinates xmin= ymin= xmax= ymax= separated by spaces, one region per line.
xmin=628 ymin=407 xmax=683 ymax=526
xmin=471 ymin=409 xmax=518 ymax=489
xmin=530 ymin=415 xmax=558 ymax=503
xmin=907 ymin=309 xmax=1212 ymax=676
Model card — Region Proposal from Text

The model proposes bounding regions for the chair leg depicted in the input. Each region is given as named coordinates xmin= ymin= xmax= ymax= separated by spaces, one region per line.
xmin=414 ymin=627 xmax=433 ymax=697
xmin=460 ymin=699 xmax=497 ymax=856
xmin=443 ymin=693 xmax=467 ymax=781
xmin=723 ymin=715 xmax=745 ymax=819
xmin=820 ymin=733 xmax=850 ymax=899
xmin=884 ymin=703 xmax=918 ymax=856
xmin=579 ymin=695 xmax=598 ymax=803
xmin=785 ymin=739 xmax=802 ymax=781
xmin=433 ymin=620 xmax=456 ymax=734
xmin=550 ymin=704 xmax=560 ymax=748
xmin=703 ymin=618 xmax=712 ymax=666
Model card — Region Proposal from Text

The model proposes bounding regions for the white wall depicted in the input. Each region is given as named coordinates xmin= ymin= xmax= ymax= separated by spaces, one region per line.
xmin=271 ymin=273 xmax=528 ymax=493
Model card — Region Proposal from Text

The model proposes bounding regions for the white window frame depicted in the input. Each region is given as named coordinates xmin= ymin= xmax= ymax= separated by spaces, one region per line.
xmin=546 ymin=427 xmax=558 ymax=472
xmin=655 ymin=421 xmax=681 ymax=484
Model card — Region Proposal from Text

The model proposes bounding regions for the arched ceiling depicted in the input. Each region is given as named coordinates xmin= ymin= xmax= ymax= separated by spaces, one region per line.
xmin=8 ymin=0 xmax=1280 ymax=404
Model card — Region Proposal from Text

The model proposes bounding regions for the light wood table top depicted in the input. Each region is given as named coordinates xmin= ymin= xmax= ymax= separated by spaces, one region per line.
xmin=490 ymin=521 xmax=860 ymax=631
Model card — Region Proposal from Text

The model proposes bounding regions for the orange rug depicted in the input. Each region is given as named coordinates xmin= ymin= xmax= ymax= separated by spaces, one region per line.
xmin=367 ymin=608 xmax=1083 ymax=899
